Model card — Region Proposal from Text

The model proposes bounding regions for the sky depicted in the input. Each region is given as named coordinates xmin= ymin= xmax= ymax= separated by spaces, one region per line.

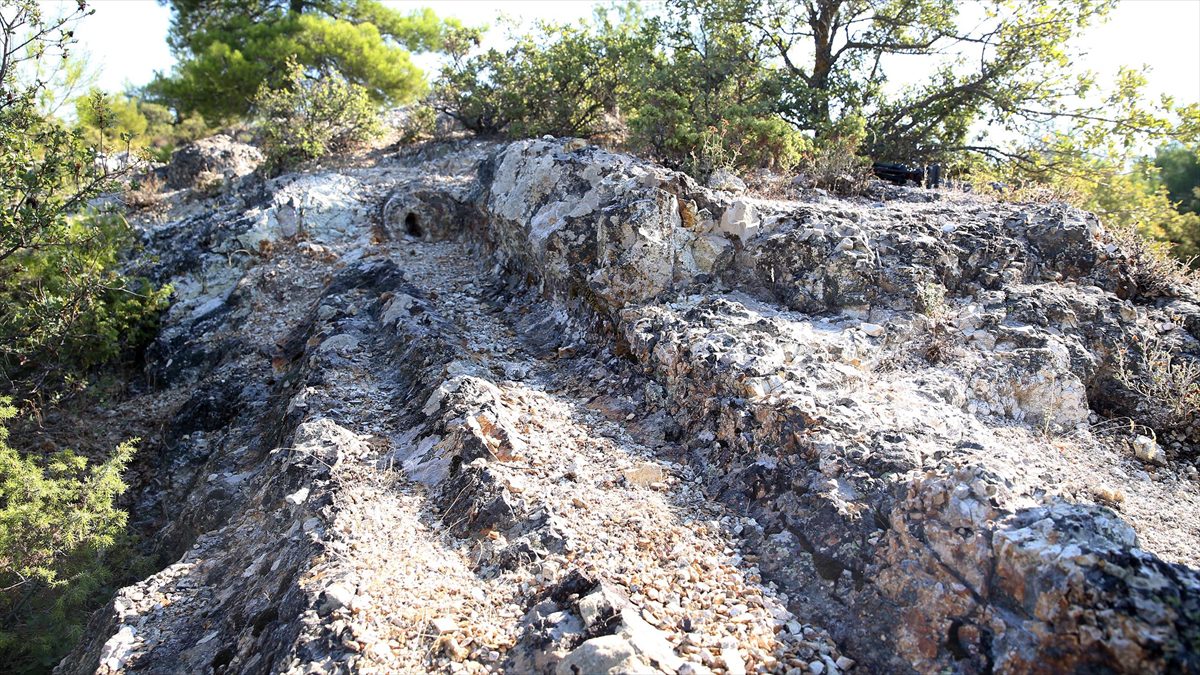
xmin=41 ymin=0 xmax=1200 ymax=105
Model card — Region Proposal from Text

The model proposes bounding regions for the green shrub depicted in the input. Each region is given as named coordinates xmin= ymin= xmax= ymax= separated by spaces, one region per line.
xmin=0 ymin=401 xmax=134 ymax=587
xmin=434 ymin=46 xmax=516 ymax=136
xmin=680 ymin=115 xmax=810 ymax=180
xmin=396 ymin=103 xmax=438 ymax=144
xmin=0 ymin=210 xmax=171 ymax=399
xmin=0 ymin=398 xmax=138 ymax=672
xmin=254 ymin=60 xmax=382 ymax=172
xmin=436 ymin=15 xmax=649 ymax=140
xmin=797 ymin=119 xmax=873 ymax=195
xmin=2 ymin=51 xmax=171 ymax=403
xmin=437 ymin=4 xmax=806 ymax=179
xmin=0 ymin=4 xmax=162 ymax=671
xmin=618 ymin=0 xmax=805 ymax=177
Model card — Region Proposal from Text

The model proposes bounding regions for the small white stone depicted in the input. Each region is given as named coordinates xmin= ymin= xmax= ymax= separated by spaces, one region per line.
xmin=319 ymin=582 xmax=354 ymax=615
xmin=1132 ymin=435 xmax=1167 ymax=466
xmin=318 ymin=333 xmax=360 ymax=354
xmin=708 ymin=168 xmax=747 ymax=194
xmin=717 ymin=200 xmax=761 ymax=241
xmin=99 ymin=625 xmax=137 ymax=671
xmin=504 ymin=475 xmax=527 ymax=494
xmin=858 ymin=322 xmax=885 ymax=337
xmin=284 ymin=487 xmax=310 ymax=505
xmin=715 ymin=634 xmax=744 ymax=672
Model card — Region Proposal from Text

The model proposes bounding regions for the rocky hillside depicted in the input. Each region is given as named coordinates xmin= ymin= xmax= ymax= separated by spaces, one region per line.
xmin=58 ymin=137 xmax=1200 ymax=674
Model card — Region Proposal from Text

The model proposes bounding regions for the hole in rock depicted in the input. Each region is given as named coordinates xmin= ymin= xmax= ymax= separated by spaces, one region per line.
xmin=404 ymin=212 xmax=423 ymax=238
xmin=252 ymin=606 xmax=279 ymax=636
xmin=945 ymin=620 xmax=970 ymax=660
xmin=212 ymin=647 xmax=235 ymax=671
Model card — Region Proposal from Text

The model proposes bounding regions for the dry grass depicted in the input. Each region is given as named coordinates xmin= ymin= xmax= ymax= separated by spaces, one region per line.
xmin=973 ymin=180 xmax=1084 ymax=206
xmin=1106 ymin=224 xmax=1200 ymax=296
xmin=915 ymin=281 xmax=948 ymax=320
xmin=1115 ymin=331 xmax=1200 ymax=433
xmin=743 ymin=168 xmax=795 ymax=200
xmin=123 ymin=173 xmax=165 ymax=210
xmin=796 ymin=140 xmax=873 ymax=196
xmin=193 ymin=170 xmax=226 ymax=197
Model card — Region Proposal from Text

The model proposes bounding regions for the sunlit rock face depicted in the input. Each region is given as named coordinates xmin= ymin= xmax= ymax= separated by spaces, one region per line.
xmin=59 ymin=137 xmax=1199 ymax=675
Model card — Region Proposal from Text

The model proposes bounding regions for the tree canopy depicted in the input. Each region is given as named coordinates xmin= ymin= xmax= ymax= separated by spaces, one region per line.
xmin=1156 ymin=143 xmax=1200 ymax=216
xmin=147 ymin=0 xmax=476 ymax=123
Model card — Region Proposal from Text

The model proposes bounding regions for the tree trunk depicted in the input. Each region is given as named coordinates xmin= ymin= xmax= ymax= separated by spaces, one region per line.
xmin=809 ymin=0 xmax=841 ymax=129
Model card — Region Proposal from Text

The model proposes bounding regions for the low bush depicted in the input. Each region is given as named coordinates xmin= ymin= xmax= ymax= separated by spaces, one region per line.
xmin=435 ymin=6 xmax=813 ymax=181
xmin=797 ymin=137 xmax=873 ymax=195
xmin=435 ymin=17 xmax=646 ymax=140
xmin=122 ymin=173 xmax=165 ymax=210
xmin=395 ymin=103 xmax=438 ymax=144
xmin=0 ymin=210 xmax=171 ymax=402
xmin=254 ymin=60 xmax=382 ymax=172
xmin=677 ymin=116 xmax=809 ymax=182
xmin=75 ymin=90 xmax=209 ymax=162
xmin=789 ymin=116 xmax=871 ymax=195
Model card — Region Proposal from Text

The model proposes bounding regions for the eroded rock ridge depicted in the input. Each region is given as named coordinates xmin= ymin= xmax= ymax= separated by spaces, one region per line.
xmin=59 ymin=138 xmax=1200 ymax=674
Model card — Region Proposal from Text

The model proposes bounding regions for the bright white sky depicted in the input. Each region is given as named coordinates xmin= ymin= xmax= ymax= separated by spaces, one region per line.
xmin=41 ymin=0 xmax=1200 ymax=105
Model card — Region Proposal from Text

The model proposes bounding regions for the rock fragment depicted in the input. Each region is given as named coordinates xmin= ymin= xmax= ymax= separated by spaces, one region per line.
xmin=623 ymin=462 xmax=665 ymax=487
xmin=1133 ymin=434 xmax=1167 ymax=465
xmin=319 ymin=582 xmax=355 ymax=616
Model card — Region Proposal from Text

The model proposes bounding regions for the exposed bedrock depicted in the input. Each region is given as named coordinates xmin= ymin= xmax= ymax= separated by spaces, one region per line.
xmin=59 ymin=138 xmax=1199 ymax=674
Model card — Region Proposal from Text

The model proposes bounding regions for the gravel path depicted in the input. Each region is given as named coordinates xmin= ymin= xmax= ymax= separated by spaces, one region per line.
xmin=292 ymin=240 xmax=848 ymax=674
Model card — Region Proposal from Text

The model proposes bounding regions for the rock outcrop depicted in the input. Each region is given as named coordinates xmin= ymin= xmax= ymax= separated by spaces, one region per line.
xmin=160 ymin=134 xmax=264 ymax=190
xmin=59 ymin=138 xmax=1200 ymax=674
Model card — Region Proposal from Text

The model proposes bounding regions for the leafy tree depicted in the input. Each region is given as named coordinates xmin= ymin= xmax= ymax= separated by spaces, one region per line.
xmin=434 ymin=45 xmax=520 ymax=136
xmin=73 ymin=90 xmax=146 ymax=151
xmin=700 ymin=0 xmax=1126 ymax=165
xmin=1065 ymin=158 xmax=1200 ymax=263
xmin=0 ymin=3 xmax=160 ymax=670
xmin=2 ymin=2 xmax=171 ymax=404
xmin=73 ymin=90 xmax=209 ymax=160
xmin=1155 ymin=143 xmax=1200 ymax=216
xmin=980 ymin=68 xmax=1200 ymax=263
xmin=148 ymin=0 xmax=477 ymax=123
xmin=12 ymin=31 xmax=96 ymax=119
xmin=1 ymin=68 xmax=171 ymax=399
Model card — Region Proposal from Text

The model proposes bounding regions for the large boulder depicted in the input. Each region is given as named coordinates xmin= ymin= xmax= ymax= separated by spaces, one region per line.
xmin=161 ymin=134 xmax=263 ymax=189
